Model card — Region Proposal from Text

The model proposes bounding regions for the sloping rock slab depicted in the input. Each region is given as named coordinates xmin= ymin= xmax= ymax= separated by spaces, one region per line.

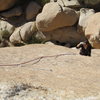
xmin=0 ymin=44 xmax=100 ymax=100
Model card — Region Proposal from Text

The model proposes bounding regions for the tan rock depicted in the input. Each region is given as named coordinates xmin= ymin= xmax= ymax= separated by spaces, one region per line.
xmin=9 ymin=27 xmax=22 ymax=44
xmin=55 ymin=0 xmax=81 ymax=8
xmin=77 ymin=8 xmax=95 ymax=34
xmin=42 ymin=27 xmax=86 ymax=46
xmin=0 ymin=0 xmax=17 ymax=11
xmin=0 ymin=44 xmax=100 ymax=100
xmin=26 ymin=1 xmax=41 ymax=20
xmin=10 ymin=22 xmax=37 ymax=44
xmin=0 ymin=20 xmax=15 ymax=39
xmin=20 ymin=22 xmax=37 ymax=42
xmin=0 ymin=7 xmax=22 ymax=18
xmin=36 ymin=2 xmax=78 ymax=32
xmin=85 ymin=13 xmax=100 ymax=49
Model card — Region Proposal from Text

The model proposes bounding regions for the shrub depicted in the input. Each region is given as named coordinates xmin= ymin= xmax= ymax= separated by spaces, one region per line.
xmin=28 ymin=31 xmax=46 ymax=44
xmin=0 ymin=30 xmax=10 ymax=40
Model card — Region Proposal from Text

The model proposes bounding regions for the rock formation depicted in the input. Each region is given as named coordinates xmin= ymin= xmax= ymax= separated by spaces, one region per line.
xmin=77 ymin=8 xmax=95 ymax=34
xmin=85 ymin=13 xmax=100 ymax=48
xmin=0 ymin=44 xmax=100 ymax=100
xmin=10 ymin=22 xmax=37 ymax=45
xmin=0 ymin=0 xmax=100 ymax=99
xmin=36 ymin=2 xmax=78 ymax=32
xmin=0 ymin=0 xmax=99 ymax=48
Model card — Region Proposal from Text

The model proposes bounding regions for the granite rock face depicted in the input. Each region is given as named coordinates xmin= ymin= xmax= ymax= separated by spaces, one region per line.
xmin=51 ymin=0 xmax=81 ymax=8
xmin=10 ymin=22 xmax=37 ymax=45
xmin=78 ymin=8 xmax=95 ymax=34
xmin=43 ymin=27 xmax=86 ymax=46
xmin=85 ymin=13 xmax=100 ymax=49
xmin=0 ymin=44 xmax=100 ymax=100
xmin=36 ymin=2 xmax=78 ymax=32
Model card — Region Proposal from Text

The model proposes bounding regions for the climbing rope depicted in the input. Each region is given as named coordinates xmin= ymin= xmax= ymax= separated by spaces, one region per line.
xmin=0 ymin=53 xmax=77 ymax=67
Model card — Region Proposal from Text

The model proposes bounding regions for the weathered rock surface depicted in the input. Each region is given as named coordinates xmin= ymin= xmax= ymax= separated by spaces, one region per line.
xmin=0 ymin=7 xmax=22 ymax=18
xmin=0 ymin=20 xmax=15 ymax=40
xmin=10 ymin=22 xmax=37 ymax=44
xmin=0 ymin=44 xmax=100 ymax=100
xmin=36 ymin=2 xmax=78 ymax=32
xmin=85 ymin=13 xmax=100 ymax=49
xmin=77 ymin=8 xmax=95 ymax=34
xmin=42 ymin=27 xmax=86 ymax=46
xmin=51 ymin=0 xmax=81 ymax=8
xmin=0 ymin=0 xmax=17 ymax=11
xmin=26 ymin=1 xmax=41 ymax=20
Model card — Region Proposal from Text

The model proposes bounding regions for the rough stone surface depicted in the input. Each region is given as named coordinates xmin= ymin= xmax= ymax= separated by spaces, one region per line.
xmin=54 ymin=0 xmax=81 ymax=8
xmin=0 ymin=20 xmax=15 ymax=40
xmin=10 ymin=22 xmax=37 ymax=44
xmin=9 ymin=27 xmax=22 ymax=44
xmin=0 ymin=7 xmax=22 ymax=18
xmin=0 ymin=0 xmax=17 ymax=11
xmin=36 ymin=2 xmax=78 ymax=32
xmin=85 ymin=13 xmax=100 ymax=49
xmin=0 ymin=44 xmax=100 ymax=100
xmin=42 ymin=27 xmax=86 ymax=46
xmin=77 ymin=8 xmax=95 ymax=34
xmin=0 ymin=20 xmax=15 ymax=34
xmin=26 ymin=1 xmax=41 ymax=20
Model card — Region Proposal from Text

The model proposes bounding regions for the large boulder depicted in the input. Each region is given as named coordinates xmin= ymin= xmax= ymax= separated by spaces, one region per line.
xmin=0 ymin=44 xmax=100 ymax=100
xmin=51 ymin=0 xmax=81 ymax=8
xmin=0 ymin=0 xmax=17 ymax=11
xmin=85 ymin=13 xmax=100 ymax=49
xmin=36 ymin=2 xmax=78 ymax=32
xmin=0 ymin=7 xmax=22 ymax=18
xmin=26 ymin=1 xmax=41 ymax=20
xmin=0 ymin=20 xmax=15 ymax=40
xmin=38 ymin=27 xmax=86 ymax=46
xmin=77 ymin=8 xmax=95 ymax=34
xmin=10 ymin=22 xmax=37 ymax=45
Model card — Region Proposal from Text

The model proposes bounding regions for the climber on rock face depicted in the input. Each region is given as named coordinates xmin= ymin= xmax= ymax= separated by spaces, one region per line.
xmin=76 ymin=40 xmax=92 ymax=56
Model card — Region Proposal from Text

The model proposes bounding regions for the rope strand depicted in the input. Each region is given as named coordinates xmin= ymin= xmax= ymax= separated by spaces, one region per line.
xmin=0 ymin=53 xmax=77 ymax=67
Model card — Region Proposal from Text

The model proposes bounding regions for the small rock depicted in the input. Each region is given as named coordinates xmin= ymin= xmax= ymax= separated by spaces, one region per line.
xmin=45 ymin=41 xmax=55 ymax=45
